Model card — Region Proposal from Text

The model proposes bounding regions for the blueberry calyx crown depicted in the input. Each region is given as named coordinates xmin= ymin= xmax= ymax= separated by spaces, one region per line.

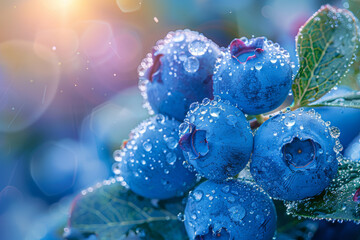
xmin=353 ymin=188 xmax=360 ymax=203
xmin=282 ymin=137 xmax=320 ymax=170
xmin=229 ymin=37 xmax=265 ymax=63
xmin=195 ymin=227 xmax=229 ymax=240
xmin=146 ymin=48 xmax=164 ymax=83
xmin=179 ymin=123 xmax=209 ymax=159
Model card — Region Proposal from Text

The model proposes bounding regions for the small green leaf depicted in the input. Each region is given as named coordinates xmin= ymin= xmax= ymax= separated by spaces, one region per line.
xmin=285 ymin=159 xmax=360 ymax=223
xmin=67 ymin=179 xmax=188 ymax=240
xmin=310 ymin=91 xmax=360 ymax=109
xmin=292 ymin=5 xmax=359 ymax=107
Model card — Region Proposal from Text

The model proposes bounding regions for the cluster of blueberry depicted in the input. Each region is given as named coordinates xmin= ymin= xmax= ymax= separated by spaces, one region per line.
xmin=113 ymin=30 xmax=341 ymax=239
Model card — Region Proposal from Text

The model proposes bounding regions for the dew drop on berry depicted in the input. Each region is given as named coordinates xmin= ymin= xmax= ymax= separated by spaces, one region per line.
xmin=183 ymin=56 xmax=199 ymax=73
xmin=255 ymin=62 xmax=263 ymax=70
xmin=173 ymin=33 xmax=185 ymax=42
xmin=188 ymin=39 xmax=208 ymax=56
xmin=165 ymin=136 xmax=178 ymax=149
xmin=112 ymin=163 xmax=121 ymax=175
xmin=226 ymin=115 xmax=237 ymax=126
xmin=177 ymin=212 xmax=185 ymax=221
xmin=166 ymin=152 xmax=177 ymax=165
xmin=227 ymin=196 xmax=235 ymax=203
xmin=228 ymin=205 xmax=246 ymax=222
xmin=193 ymin=190 xmax=203 ymax=201
xmin=189 ymin=102 xmax=199 ymax=112
xmin=284 ymin=115 xmax=296 ymax=127
xmin=330 ymin=126 xmax=340 ymax=138
xmin=179 ymin=122 xmax=189 ymax=134
xmin=221 ymin=185 xmax=230 ymax=193
xmin=156 ymin=114 xmax=165 ymax=124
xmin=255 ymin=214 xmax=265 ymax=224
xmin=113 ymin=150 xmax=122 ymax=161
xmin=142 ymin=141 xmax=152 ymax=152
xmin=209 ymin=107 xmax=221 ymax=118
xmin=202 ymin=98 xmax=210 ymax=106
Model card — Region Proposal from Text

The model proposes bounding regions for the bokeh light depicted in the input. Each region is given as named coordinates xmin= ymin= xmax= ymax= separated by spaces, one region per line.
xmin=0 ymin=40 xmax=60 ymax=132
xmin=116 ymin=0 xmax=142 ymax=13
xmin=1 ymin=0 xmax=358 ymax=239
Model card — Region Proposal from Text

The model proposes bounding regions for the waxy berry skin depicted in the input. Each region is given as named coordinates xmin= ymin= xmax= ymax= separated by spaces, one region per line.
xmin=250 ymin=109 xmax=339 ymax=201
xmin=138 ymin=29 xmax=221 ymax=121
xmin=184 ymin=180 xmax=277 ymax=240
xmin=113 ymin=114 xmax=197 ymax=199
xmin=309 ymin=86 xmax=360 ymax=149
xmin=179 ymin=97 xmax=253 ymax=181
xmin=213 ymin=37 xmax=293 ymax=115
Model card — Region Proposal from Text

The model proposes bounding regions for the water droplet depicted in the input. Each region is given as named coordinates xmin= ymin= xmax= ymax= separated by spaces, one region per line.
xmin=143 ymin=141 xmax=152 ymax=152
xmin=209 ymin=107 xmax=221 ymax=118
xmin=255 ymin=215 xmax=265 ymax=223
xmin=189 ymin=102 xmax=199 ymax=112
xmin=193 ymin=190 xmax=203 ymax=201
xmin=177 ymin=212 xmax=185 ymax=221
xmin=222 ymin=185 xmax=230 ymax=193
xmin=179 ymin=51 xmax=187 ymax=61
xmin=227 ymin=196 xmax=235 ymax=203
xmin=188 ymin=39 xmax=208 ymax=56
xmin=226 ymin=115 xmax=237 ymax=126
xmin=173 ymin=33 xmax=185 ymax=42
xmin=284 ymin=114 xmax=296 ymax=127
xmin=229 ymin=206 xmax=246 ymax=222
xmin=156 ymin=114 xmax=165 ymax=124
xmin=202 ymin=98 xmax=210 ymax=106
xmin=255 ymin=62 xmax=263 ymax=70
xmin=330 ymin=126 xmax=340 ymax=138
xmin=166 ymin=152 xmax=177 ymax=165
xmin=165 ymin=136 xmax=178 ymax=149
xmin=183 ymin=56 xmax=199 ymax=73
xmin=113 ymin=150 xmax=122 ymax=161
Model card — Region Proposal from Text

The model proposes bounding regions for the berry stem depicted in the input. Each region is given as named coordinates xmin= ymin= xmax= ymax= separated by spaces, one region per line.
xmin=255 ymin=114 xmax=265 ymax=124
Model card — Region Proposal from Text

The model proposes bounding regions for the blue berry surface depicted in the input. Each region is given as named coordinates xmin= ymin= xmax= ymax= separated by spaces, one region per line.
xmin=138 ymin=29 xmax=221 ymax=121
xmin=179 ymin=97 xmax=253 ymax=180
xmin=344 ymin=133 xmax=360 ymax=161
xmin=309 ymin=86 xmax=360 ymax=148
xmin=251 ymin=109 xmax=339 ymax=201
xmin=184 ymin=179 xmax=277 ymax=240
xmin=213 ymin=37 xmax=293 ymax=115
xmin=113 ymin=114 xmax=197 ymax=199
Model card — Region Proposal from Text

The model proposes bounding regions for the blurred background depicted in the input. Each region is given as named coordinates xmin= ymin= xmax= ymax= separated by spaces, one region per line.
xmin=0 ymin=0 xmax=359 ymax=239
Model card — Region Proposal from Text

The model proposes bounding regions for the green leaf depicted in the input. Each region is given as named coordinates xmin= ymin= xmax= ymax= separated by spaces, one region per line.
xmin=310 ymin=91 xmax=360 ymax=109
xmin=285 ymin=158 xmax=360 ymax=223
xmin=292 ymin=5 xmax=359 ymax=107
xmin=67 ymin=179 xmax=188 ymax=240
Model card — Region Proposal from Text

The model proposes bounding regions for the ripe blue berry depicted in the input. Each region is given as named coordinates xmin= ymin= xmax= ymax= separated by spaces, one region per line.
xmin=250 ymin=109 xmax=339 ymax=201
xmin=179 ymin=97 xmax=253 ymax=180
xmin=344 ymin=133 xmax=360 ymax=161
xmin=113 ymin=114 xmax=197 ymax=199
xmin=309 ymin=86 xmax=360 ymax=148
xmin=184 ymin=180 xmax=277 ymax=240
xmin=138 ymin=29 xmax=221 ymax=121
xmin=213 ymin=37 xmax=293 ymax=115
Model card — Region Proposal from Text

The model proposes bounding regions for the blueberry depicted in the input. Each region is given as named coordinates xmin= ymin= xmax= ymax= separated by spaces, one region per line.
xmin=213 ymin=37 xmax=293 ymax=115
xmin=344 ymin=133 xmax=360 ymax=161
xmin=309 ymin=86 xmax=360 ymax=149
xmin=184 ymin=179 xmax=277 ymax=240
xmin=138 ymin=29 xmax=221 ymax=121
xmin=250 ymin=109 xmax=339 ymax=201
xmin=114 ymin=114 xmax=197 ymax=199
xmin=179 ymin=97 xmax=253 ymax=180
